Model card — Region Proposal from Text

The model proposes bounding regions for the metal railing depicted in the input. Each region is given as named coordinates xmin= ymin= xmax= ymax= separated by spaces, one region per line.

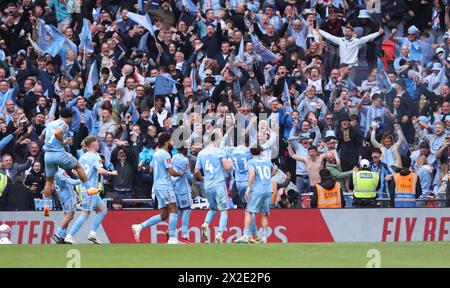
xmin=34 ymin=192 xmax=448 ymax=211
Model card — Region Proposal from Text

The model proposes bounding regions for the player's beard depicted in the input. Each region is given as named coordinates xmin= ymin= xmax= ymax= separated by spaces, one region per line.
xmin=168 ymin=144 xmax=173 ymax=151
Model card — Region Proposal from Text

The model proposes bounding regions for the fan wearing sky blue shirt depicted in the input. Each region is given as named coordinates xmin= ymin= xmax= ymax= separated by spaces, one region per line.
xmin=132 ymin=133 xmax=185 ymax=244
xmin=40 ymin=108 xmax=88 ymax=217
xmin=235 ymin=145 xmax=277 ymax=244
xmin=195 ymin=132 xmax=233 ymax=244
xmin=64 ymin=136 xmax=118 ymax=244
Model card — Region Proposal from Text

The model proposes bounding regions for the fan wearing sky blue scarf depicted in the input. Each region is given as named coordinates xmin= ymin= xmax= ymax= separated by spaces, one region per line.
xmin=390 ymin=25 xmax=432 ymax=64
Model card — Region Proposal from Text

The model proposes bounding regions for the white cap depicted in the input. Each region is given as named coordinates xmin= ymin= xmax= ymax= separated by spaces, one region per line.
xmin=360 ymin=159 xmax=370 ymax=169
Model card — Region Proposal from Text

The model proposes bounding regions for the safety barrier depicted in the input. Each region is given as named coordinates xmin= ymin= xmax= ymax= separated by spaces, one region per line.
xmin=2 ymin=209 xmax=450 ymax=243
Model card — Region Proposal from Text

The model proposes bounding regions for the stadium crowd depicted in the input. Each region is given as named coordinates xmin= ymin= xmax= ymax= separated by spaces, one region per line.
xmin=0 ymin=0 xmax=449 ymax=211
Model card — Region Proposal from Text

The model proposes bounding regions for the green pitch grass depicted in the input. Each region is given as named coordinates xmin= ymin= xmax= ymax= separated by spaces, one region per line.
xmin=1 ymin=243 xmax=450 ymax=268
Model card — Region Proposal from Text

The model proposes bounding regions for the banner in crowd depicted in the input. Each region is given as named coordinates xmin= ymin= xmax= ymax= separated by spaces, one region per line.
xmin=1 ymin=209 xmax=450 ymax=244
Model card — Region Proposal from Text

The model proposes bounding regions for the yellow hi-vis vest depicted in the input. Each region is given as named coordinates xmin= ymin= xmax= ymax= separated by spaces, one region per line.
xmin=353 ymin=171 xmax=379 ymax=199
xmin=0 ymin=173 xmax=7 ymax=197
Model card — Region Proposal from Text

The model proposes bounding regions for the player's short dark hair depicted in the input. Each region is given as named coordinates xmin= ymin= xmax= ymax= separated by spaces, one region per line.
xmin=157 ymin=132 xmax=172 ymax=148
xmin=250 ymin=145 xmax=262 ymax=156
xmin=60 ymin=108 xmax=73 ymax=118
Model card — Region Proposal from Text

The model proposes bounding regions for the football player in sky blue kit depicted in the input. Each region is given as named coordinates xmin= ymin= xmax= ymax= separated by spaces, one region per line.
xmin=195 ymin=132 xmax=233 ymax=244
xmin=52 ymin=168 xmax=82 ymax=244
xmin=171 ymin=146 xmax=193 ymax=243
xmin=132 ymin=133 xmax=185 ymax=244
xmin=229 ymin=145 xmax=252 ymax=206
xmin=40 ymin=108 xmax=87 ymax=217
xmin=222 ymin=135 xmax=260 ymax=242
xmin=235 ymin=145 xmax=277 ymax=244
xmin=64 ymin=136 xmax=118 ymax=244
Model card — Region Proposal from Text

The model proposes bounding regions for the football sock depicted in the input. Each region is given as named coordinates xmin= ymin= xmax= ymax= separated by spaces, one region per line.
xmin=92 ymin=209 xmax=107 ymax=232
xmin=140 ymin=214 xmax=162 ymax=228
xmin=168 ymin=213 xmax=178 ymax=238
xmin=181 ymin=210 xmax=191 ymax=238
xmin=69 ymin=214 xmax=89 ymax=237
xmin=219 ymin=211 xmax=228 ymax=233
xmin=250 ymin=214 xmax=257 ymax=234
xmin=205 ymin=210 xmax=217 ymax=224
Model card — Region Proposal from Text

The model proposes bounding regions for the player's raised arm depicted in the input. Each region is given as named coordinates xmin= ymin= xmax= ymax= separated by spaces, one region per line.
xmin=245 ymin=166 xmax=256 ymax=200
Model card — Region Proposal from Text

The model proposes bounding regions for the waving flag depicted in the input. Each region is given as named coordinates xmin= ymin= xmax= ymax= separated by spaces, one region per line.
xmin=237 ymin=37 xmax=244 ymax=62
xmin=190 ymin=66 xmax=197 ymax=92
xmin=429 ymin=65 xmax=447 ymax=93
xmin=37 ymin=20 xmax=65 ymax=57
xmin=332 ymin=0 xmax=343 ymax=8
xmin=376 ymin=58 xmax=392 ymax=94
xmin=39 ymin=22 xmax=78 ymax=69
xmin=138 ymin=0 xmax=146 ymax=13
xmin=150 ymin=0 xmax=160 ymax=9
xmin=79 ymin=18 xmax=94 ymax=53
xmin=264 ymin=64 xmax=278 ymax=86
xmin=182 ymin=0 xmax=198 ymax=14
xmin=229 ymin=0 xmax=239 ymax=10
xmin=126 ymin=12 xmax=155 ymax=36
xmin=250 ymin=34 xmax=277 ymax=63
xmin=154 ymin=73 xmax=179 ymax=96
xmin=128 ymin=101 xmax=140 ymax=123
xmin=84 ymin=61 xmax=99 ymax=98
xmin=283 ymin=80 xmax=293 ymax=113
xmin=138 ymin=32 xmax=150 ymax=51
xmin=61 ymin=36 xmax=77 ymax=77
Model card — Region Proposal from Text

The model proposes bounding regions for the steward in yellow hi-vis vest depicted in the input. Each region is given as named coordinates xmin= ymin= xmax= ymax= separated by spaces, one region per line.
xmin=311 ymin=169 xmax=345 ymax=208
xmin=351 ymin=159 xmax=380 ymax=208
xmin=0 ymin=172 xmax=9 ymax=208
xmin=0 ymin=172 xmax=8 ymax=197
xmin=390 ymin=155 xmax=421 ymax=208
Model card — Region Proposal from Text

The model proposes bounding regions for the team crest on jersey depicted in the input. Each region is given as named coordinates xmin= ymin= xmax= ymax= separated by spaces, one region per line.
xmin=166 ymin=159 xmax=171 ymax=164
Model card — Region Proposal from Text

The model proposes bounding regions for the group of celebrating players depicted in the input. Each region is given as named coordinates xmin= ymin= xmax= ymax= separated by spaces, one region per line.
xmin=43 ymin=108 xmax=273 ymax=244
